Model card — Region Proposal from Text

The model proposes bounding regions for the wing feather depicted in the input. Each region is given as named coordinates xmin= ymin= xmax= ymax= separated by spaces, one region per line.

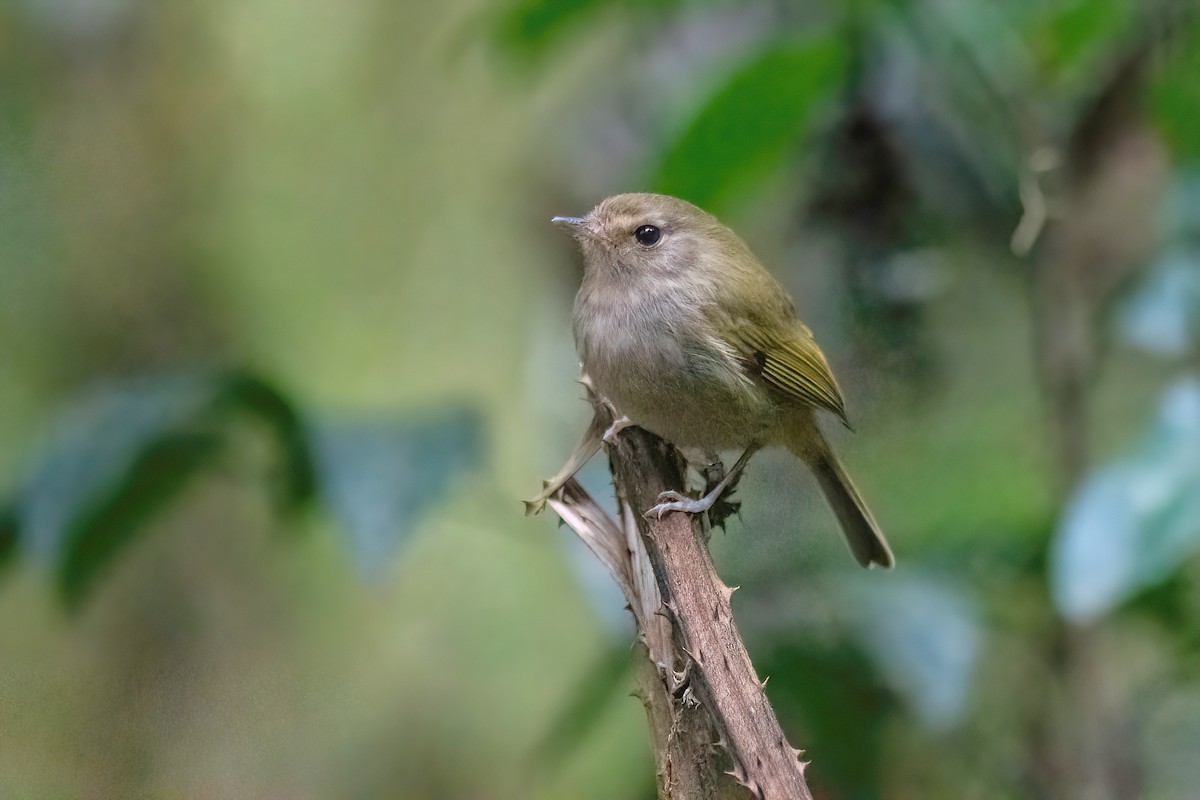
xmin=731 ymin=323 xmax=849 ymax=425
xmin=693 ymin=243 xmax=849 ymax=425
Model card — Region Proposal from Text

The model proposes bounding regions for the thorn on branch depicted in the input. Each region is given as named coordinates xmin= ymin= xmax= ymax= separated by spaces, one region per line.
xmin=724 ymin=765 xmax=748 ymax=786
xmin=539 ymin=420 xmax=815 ymax=799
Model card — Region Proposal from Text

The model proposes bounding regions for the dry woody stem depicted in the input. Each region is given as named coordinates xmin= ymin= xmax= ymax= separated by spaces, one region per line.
xmin=537 ymin=384 xmax=813 ymax=800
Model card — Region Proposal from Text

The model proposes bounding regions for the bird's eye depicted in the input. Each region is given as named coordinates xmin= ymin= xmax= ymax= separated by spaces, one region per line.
xmin=634 ymin=225 xmax=661 ymax=247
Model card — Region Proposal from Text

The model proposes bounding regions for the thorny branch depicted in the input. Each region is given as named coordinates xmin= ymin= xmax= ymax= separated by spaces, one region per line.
xmin=533 ymin=379 xmax=813 ymax=800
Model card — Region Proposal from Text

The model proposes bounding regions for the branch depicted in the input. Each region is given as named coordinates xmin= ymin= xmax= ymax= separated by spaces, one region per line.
xmin=540 ymin=388 xmax=813 ymax=799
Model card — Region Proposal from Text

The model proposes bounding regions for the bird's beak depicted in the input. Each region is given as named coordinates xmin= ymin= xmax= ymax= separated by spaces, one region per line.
xmin=551 ymin=216 xmax=585 ymax=230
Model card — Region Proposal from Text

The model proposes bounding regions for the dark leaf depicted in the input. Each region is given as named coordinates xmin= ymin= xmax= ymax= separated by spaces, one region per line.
xmin=217 ymin=371 xmax=317 ymax=508
xmin=1151 ymin=19 xmax=1200 ymax=159
xmin=653 ymin=38 xmax=847 ymax=211
xmin=494 ymin=0 xmax=614 ymax=57
xmin=0 ymin=504 xmax=17 ymax=571
xmin=12 ymin=371 xmax=313 ymax=607
xmin=1030 ymin=0 xmax=1133 ymax=80
xmin=58 ymin=432 xmax=221 ymax=608
xmin=758 ymin=641 xmax=891 ymax=796
xmin=19 ymin=376 xmax=218 ymax=562
xmin=493 ymin=0 xmax=680 ymax=61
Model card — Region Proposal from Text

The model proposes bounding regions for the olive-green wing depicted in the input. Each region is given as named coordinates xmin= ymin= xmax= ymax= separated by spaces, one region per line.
xmin=730 ymin=322 xmax=849 ymax=425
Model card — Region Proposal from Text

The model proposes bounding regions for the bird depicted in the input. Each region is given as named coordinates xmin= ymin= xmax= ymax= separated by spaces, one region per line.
xmin=552 ymin=192 xmax=893 ymax=568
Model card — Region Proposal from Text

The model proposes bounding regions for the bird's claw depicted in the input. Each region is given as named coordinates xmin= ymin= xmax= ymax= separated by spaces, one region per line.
xmin=644 ymin=490 xmax=713 ymax=519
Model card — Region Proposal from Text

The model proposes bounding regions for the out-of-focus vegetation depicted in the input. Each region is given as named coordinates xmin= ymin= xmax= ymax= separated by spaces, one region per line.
xmin=1 ymin=0 xmax=1198 ymax=797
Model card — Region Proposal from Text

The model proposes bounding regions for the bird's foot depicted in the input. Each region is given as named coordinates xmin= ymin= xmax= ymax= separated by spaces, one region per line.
xmin=644 ymin=490 xmax=717 ymax=520
xmin=602 ymin=415 xmax=634 ymax=445
xmin=643 ymin=444 xmax=761 ymax=523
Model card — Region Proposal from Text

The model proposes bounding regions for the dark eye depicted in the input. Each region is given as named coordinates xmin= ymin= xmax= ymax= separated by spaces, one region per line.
xmin=634 ymin=225 xmax=661 ymax=247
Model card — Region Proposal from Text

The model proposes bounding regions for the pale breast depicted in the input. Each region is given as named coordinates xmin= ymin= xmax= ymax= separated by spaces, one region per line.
xmin=573 ymin=288 xmax=775 ymax=449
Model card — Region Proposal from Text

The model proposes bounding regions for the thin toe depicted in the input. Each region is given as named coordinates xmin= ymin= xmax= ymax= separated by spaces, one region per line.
xmin=643 ymin=491 xmax=713 ymax=519
xmin=644 ymin=501 xmax=681 ymax=519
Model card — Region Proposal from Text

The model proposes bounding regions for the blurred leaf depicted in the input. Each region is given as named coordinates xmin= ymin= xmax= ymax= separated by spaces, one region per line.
xmin=1030 ymin=0 xmax=1132 ymax=79
xmin=1051 ymin=377 xmax=1200 ymax=622
xmin=18 ymin=375 xmax=220 ymax=591
xmin=494 ymin=0 xmax=679 ymax=60
xmin=218 ymin=372 xmax=317 ymax=508
xmin=1165 ymin=170 xmax=1200 ymax=241
xmin=57 ymin=431 xmax=222 ymax=607
xmin=529 ymin=642 xmax=633 ymax=773
xmin=1122 ymin=568 xmax=1195 ymax=633
xmin=841 ymin=573 xmax=981 ymax=730
xmin=1151 ymin=21 xmax=1200 ymax=159
xmin=758 ymin=640 xmax=890 ymax=797
xmin=0 ymin=504 xmax=17 ymax=571
xmin=307 ymin=407 xmax=482 ymax=575
xmin=653 ymin=37 xmax=847 ymax=211
xmin=886 ymin=5 xmax=1028 ymax=213
xmin=12 ymin=371 xmax=314 ymax=607
xmin=495 ymin=0 xmax=610 ymax=56
xmin=1119 ymin=247 xmax=1200 ymax=357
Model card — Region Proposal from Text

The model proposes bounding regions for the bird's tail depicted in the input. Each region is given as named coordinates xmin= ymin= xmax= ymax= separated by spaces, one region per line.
xmin=788 ymin=430 xmax=894 ymax=568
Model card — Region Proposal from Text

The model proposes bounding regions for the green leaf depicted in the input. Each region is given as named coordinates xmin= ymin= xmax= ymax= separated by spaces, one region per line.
xmin=493 ymin=0 xmax=680 ymax=61
xmin=653 ymin=38 xmax=847 ymax=212
xmin=1151 ymin=24 xmax=1200 ymax=160
xmin=1030 ymin=0 xmax=1132 ymax=79
xmin=757 ymin=640 xmax=891 ymax=796
xmin=12 ymin=371 xmax=313 ymax=608
xmin=306 ymin=407 xmax=482 ymax=574
xmin=0 ymin=504 xmax=17 ymax=572
xmin=57 ymin=431 xmax=222 ymax=607
xmin=1051 ymin=378 xmax=1200 ymax=622
xmin=217 ymin=371 xmax=317 ymax=508
xmin=494 ymin=0 xmax=612 ymax=57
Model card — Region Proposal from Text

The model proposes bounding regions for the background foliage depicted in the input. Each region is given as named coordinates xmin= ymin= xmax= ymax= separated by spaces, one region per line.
xmin=1 ymin=0 xmax=1198 ymax=797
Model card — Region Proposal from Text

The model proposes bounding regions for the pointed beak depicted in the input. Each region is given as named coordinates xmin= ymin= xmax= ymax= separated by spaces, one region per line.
xmin=551 ymin=216 xmax=585 ymax=230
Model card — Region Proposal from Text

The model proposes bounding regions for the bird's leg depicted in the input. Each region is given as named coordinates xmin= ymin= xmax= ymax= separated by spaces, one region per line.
xmin=701 ymin=452 xmax=745 ymax=531
xmin=703 ymin=454 xmax=748 ymax=499
xmin=701 ymin=452 xmax=725 ymax=491
xmin=602 ymin=415 xmax=634 ymax=445
xmin=645 ymin=444 xmax=761 ymax=520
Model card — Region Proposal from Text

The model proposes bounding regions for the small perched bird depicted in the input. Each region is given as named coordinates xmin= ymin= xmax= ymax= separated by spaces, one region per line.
xmin=553 ymin=193 xmax=893 ymax=568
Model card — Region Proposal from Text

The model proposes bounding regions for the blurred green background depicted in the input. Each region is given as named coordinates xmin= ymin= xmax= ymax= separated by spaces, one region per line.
xmin=2 ymin=0 xmax=1199 ymax=798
